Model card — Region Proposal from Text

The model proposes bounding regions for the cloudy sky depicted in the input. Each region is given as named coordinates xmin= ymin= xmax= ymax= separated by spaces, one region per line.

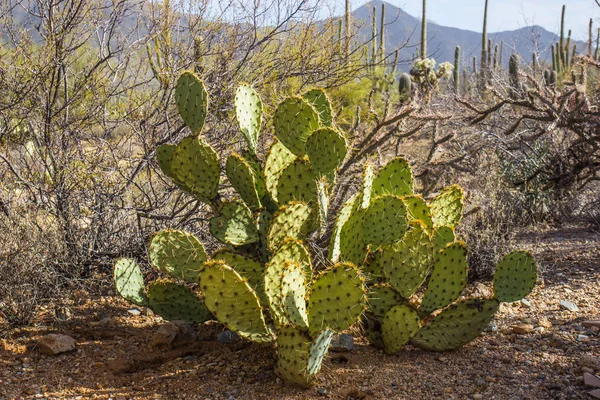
xmin=347 ymin=0 xmax=599 ymax=40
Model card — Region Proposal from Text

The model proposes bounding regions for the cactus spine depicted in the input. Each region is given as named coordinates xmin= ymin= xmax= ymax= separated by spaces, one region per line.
xmin=454 ymin=46 xmax=460 ymax=94
xmin=420 ymin=0 xmax=427 ymax=58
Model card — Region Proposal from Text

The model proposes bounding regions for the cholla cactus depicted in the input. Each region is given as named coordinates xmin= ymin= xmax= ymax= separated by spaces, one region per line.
xmin=410 ymin=58 xmax=453 ymax=102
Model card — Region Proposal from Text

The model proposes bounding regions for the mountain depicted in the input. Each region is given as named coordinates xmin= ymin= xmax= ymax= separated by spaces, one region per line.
xmin=355 ymin=0 xmax=585 ymax=70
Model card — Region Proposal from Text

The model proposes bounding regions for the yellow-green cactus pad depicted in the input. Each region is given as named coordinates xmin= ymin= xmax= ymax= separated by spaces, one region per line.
xmin=380 ymin=221 xmax=435 ymax=298
xmin=493 ymin=251 xmax=537 ymax=303
xmin=209 ymin=201 xmax=259 ymax=246
xmin=241 ymin=150 xmax=267 ymax=199
xmin=307 ymin=330 xmax=334 ymax=374
xmin=363 ymin=195 xmax=408 ymax=246
xmin=338 ymin=206 xmax=368 ymax=265
xmin=419 ymin=242 xmax=469 ymax=316
xmin=275 ymin=327 xmax=314 ymax=387
xmin=156 ymin=144 xmax=177 ymax=181
xmin=305 ymin=128 xmax=347 ymax=176
xmin=273 ymin=97 xmax=320 ymax=156
xmin=170 ymin=136 xmax=220 ymax=201
xmin=276 ymin=159 xmax=318 ymax=205
xmin=147 ymin=279 xmax=211 ymax=323
xmin=308 ymin=263 xmax=367 ymax=336
xmin=199 ymin=260 xmax=271 ymax=342
xmin=403 ymin=195 xmax=433 ymax=230
xmin=328 ymin=193 xmax=359 ymax=262
xmin=114 ymin=258 xmax=147 ymax=306
xmin=303 ymin=88 xmax=333 ymax=127
xmin=264 ymin=140 xmax=297 ymax=203
xmin=226 ymin=153 xmax=261 ymax=210
xmin=433 ymin=225 xmax=456 ymax=252
xmin=382 ymin=305 xmax=421 ymax=354
xmin=430 ymin=184 xmax=464 ymax=228
xmin=412 ymin=298 xmax=500 ymax=351
xmin=175 ymin=71 xmax=208 ymax=134
xmin=266 ymin=202 xmax=314 ymax=251
xmin=279 ymin=261 xmax=310 ymax=328
xmin=148 ymin=229 xmax=207 ymax=282
xmin=234 ymin=83 xmax=262 ymax=155
xmin=367 ymin=284 xmax=403 ymax=318
xmin=212 ymin=250 xmax=265 ymax=302
xmin=372 ymin=157 xmax=414 ymax=197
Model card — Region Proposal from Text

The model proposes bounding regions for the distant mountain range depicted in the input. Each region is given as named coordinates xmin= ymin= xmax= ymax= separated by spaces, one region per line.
xmin=355 ymin=0 xmax=586 ymax=70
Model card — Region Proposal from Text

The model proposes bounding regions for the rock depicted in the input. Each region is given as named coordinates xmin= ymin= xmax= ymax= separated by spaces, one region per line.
xmin=581 ymin=355 xmax=600 ymax=372
xmin=511 ymin=323 xmax=534 ymax=335
xmin=520 ymin=299 xmax=531 ymax=308
xmin=589 ymin=389 xmax=600 ymax=399
xmin=37 ymin=334 xmax=76 ymax=355
xmin=538 ymin=317 xmax=552 ymax=329
xmin=582 ymin=367 xmax=595 ymax=374
xmin=473 ymin=394 xmax=483 ymax=400
xmin=584 ymin=373 xmax=600 ymax=388
xmin=559 ymin=300 xmax=578 ymax=312
xmin=577 ymin=334 xmax=590 ymax=342
xmin=217 ymin=330 xmax=240 ymax=343
xmin=330 ymin=334 xmax=354 ymax=352
xmin=582 ymin=321 xmax=600 ymax=329
xmin=127 ymin=308 xmax=142 ymax=316
xmin=485 ymin=321 xmax=498 ymax=332
xmin=316 ymin=387 xmax=328 ymax=396
xmin=151 ymin=321 xmax=196 ymax=349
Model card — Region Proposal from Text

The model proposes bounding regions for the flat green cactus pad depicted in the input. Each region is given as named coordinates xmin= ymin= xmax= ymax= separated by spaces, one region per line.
xmin=361 ymin=162 xmax=374 ymax=209
xmin=209 ymin=201 xmax=259 ymax=246
xmin=275 ymin=326 xmax=314 ymax=387
xmin=266 ymin=202 xmax=314 ymax=251
xmin=212 ymin=250 xmax=265 ymax=302
xmin=367 ymin=284 xmax=403 ymax=318
xmin=380 ymin=221 xmax=435 ymax=298
xmin=264 ymin=140 xmax=297 ymax=203
xmin=362 ymin=314 xmax=384 ymax=348
xmin=170 ymin=136 xmax=220 ymax=201
xmin=305 ymin=128 xmax=347 ymax=176
xmin=175 ymin=71 xmax=208 ymax=134
xmin=382 ymin=305 xmax=421 ymax=354
xmin=234 ymin=84 xmax=262 ymax=155
xmin=308 ymin=263 xmax=366 ymax=336
xmin=328 ymin=193 xmax=358 ymax=262
xmin=303 ymin=88 xmax=333 ymax=127
xmin=276 ymin=159 xmax=318 ymax=205
xmin=241 ymin=150 xmax=267 ymax=199
xmin=199 ymin=261 xmax=271 ymax=342
xmin=307 ymin=330 xmax=334 ymax=374
xmin=338 ymin=206 xmax=368 ymax=265
xmin=419 ymin=242 xmax=469 ymax=316
xmin=372 ymin=157 xmax=414 ymax=198
xmin=363 ymin=195 xmax=408 ymax=246
xmin=430 ymin=184 xmax=464 ymax=228
xmin=257 ymin=209 xmax=273 ymax=256
xmin=403 ymin=195 xmax=434 ymax=229
xmin=148 ymin=229 xmax=207 ymax=282
xmin=493 ymin=251 xmax=537 ymax=303
xmin=147 ymin=279 xmax=211 ymax=323
xmin=412 ymin=299 xmax=500 ymax=351
xmin=280 ymin=261 xmax=310 ymax=328
xmin=114 ymin=258 xmax=147 ymax=306
xmin=433 ymin=226 xmax=456 ymax=252
xmin=156 ymin=144 xmax=177 ymax=180
xmin=226 ymin=153 xmax=261 ymax=210
xmin=273 ymin=97 xmax=320 ymax=156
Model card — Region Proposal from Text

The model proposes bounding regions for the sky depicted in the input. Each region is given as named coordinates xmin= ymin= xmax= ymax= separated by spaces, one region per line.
xmin=346 ymin=0 xmax=599 ymax=40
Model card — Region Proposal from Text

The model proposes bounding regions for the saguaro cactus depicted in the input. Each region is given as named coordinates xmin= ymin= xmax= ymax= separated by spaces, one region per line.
xmin=454 ymin=46 xmax=461 ymax=94
xmin=420 ymin=0 xmax=427 ymax=59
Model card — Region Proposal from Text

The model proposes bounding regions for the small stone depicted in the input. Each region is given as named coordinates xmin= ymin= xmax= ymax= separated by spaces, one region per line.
xmin=559 ymin=300 xmax=578 ymax=312
xmin=316 ymin=387 xmax=328 ymax=396
xmin=584 ymin=373 xmax=600 ymax=388
xmin=217 ymin=330 xmax=240 ymax=343
xmin=533 ymin=327 xmax=545 ymax=334
xmin=330 ymin=334 xmax=354 ymax=352
xmin=578 ymin=334 xmax=590 ymax=342
xmin=484 ymin=376 xmax=496 ymax=383
xmin=127 ymin=308 xmax=141 ymax=316
xmin=151 ymin=321 xmax=196 ymax=349
xmin=37 ymin=334 xmax=76 ymax=355
xmin=512 ymin=323 xmax=534 ymax=335
xmin=486 ymin=322 xmax=498 ymax=332
xmin=538 ymin=317 xmax=552 ymax=329
xmin=582 ymin=321 xmax=600 ymax=329
xmin=473 ymin=394 xmax=483 ymax=400
xmin=589 ymin=389 xmax=600 ymax=399
xmin=520 ymin=299 xmax=531 ymax=308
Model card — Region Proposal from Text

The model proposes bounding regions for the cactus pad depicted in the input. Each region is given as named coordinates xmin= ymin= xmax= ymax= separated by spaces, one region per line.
xmin=267 ymin=202 xmax=314 ymax=251
xmin=276 ymin=159 xmax=318 ymax=205
xmin=148 ymin=229 xmax=207 ymax=282
xmin=430 ymin=184 xmax=464 ymax=228
xmin=302 ymin=88 xmax=333 ymax=126
xmin=338 ymin=206 xmax=368 ymax=265
xmin=403 ymin=195 xmax=433 ymax=229
xmin=275 ymin=327 xmax=315 ymax=387
xmin=279 ymin=261 xmax=310 ymax=328
xmin=147 ymin=279 xmax=211 ymax=323
xmin=209 ymin=201 xmax=259 ymax=246
xmin=113 ymin=258 xmax=147 ymax=306
xmin=212 ymin=250 xmax=265 ymax=301
xmin=308 ymin=263 xmax=367 ymax=336
xmin=307 ymin=330 xmax=334 ymax=374
xmin=493 ymin=251 xmax=537 ymax=303
xmin=372 ymin=157 xmax=414 ymax=197
xmin=328 ymin=193 xmax=358 ymax=262
xmin=199 ymin=261 xmax=271 ymax=342
xmin=363 ymin=195 xmax=408 ymax=246
xmin=175 ymin=71 xmax=208 ymax=133
xmin=170 ymin=136 xmax=220 ymax=201
xmin=412 ymin=299 xmax=500 ymax=351
xmin=380 ymin=221 xmax=435 ymax=298
xmin=226 ymin=153 xmax=261 ymax=210
xmin=367 ymin=284 xmax=403 ymax=318
xmin=264 ymin=140 xmax=296 ymax=203
xmin=305 ymin=128 xmax=347 ymax=176
xmin=234 ymin=83 xmax=262 ymax=154
xmin=382 ymin=305 xmax=421 ymax=354
xmin=419 ymin=242 xmax=468 ymax=316
xmin=156 ymin=144 xmax=176 ymax=181
xmin=433 ymin=225 xmax=456 ymax=252
xmin=273 ymin=97 xmax=320 ymax=156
